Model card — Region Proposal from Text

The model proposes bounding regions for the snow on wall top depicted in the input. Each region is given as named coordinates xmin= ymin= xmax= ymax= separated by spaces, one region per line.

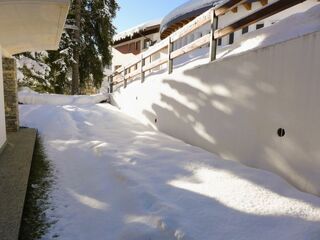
xmin=18 ymin=87 xmax=108 ymax=105
xmin=160 ymin=0 xmax=224 ymax=34
xmin=114 ymin=19 xmax=162 ymax=43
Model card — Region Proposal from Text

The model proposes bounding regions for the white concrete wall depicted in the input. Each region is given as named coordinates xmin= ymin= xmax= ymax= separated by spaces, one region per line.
xmin=0 ymin=46 xmax=7 ymax=150
xmin=111 ymin=31 xmax=320 ymax=196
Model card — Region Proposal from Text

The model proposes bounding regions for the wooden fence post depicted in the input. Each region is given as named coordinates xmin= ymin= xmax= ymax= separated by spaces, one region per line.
xmin=107 ymin=75 xmax=111 ymax=93
xmin=167 ymin=37 xmax=173 ymax=74
xmin=210 ymin=9 xmax=219 ymax=62
xmin=123 ymin=67 xmax=127 ymax=88
xmin=141 ymin=54 xmax=145 ymax=83
xmin=109 ymin=75 xmax=113 ymax=93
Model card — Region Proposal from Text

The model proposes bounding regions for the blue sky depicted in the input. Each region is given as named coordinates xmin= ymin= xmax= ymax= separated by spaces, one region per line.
xmin=114 ymin=0 xmax=188 ymax=33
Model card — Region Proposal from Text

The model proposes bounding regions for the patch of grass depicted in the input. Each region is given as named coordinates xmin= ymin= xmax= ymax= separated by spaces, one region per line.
xmin=19 ymin=135 xmax=55 ymax=240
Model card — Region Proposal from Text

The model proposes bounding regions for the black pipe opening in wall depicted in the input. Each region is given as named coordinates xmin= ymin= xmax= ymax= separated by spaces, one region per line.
xmin=277 ymin=128 xmax=285 ymax=137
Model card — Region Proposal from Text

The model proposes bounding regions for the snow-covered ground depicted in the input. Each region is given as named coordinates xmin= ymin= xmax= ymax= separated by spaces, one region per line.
xmin=20 ymin=102 xmax=320 ymax=240
xmin=18 ymin=87 xmax=108 ymax=105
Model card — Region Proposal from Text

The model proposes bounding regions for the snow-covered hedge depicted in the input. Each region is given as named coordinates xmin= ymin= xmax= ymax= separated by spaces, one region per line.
xmin=18 ymin=87 xmax=109 ymax=105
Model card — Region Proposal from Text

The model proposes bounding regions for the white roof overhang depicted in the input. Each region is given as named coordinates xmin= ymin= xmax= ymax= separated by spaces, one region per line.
xmin=0 ymin=0 xmax=70 ymax=57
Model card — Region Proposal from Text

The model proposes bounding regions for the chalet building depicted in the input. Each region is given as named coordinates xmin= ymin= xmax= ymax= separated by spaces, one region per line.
xmin=112 ymin=20 xmax=162 ymax=71
xmin=0 ymin=0 xmax=69 ymax=152
xmin=160 ymin=0 xmax=318 ymax=50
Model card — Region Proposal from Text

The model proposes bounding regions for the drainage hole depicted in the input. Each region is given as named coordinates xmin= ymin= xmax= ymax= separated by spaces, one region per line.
xmin=277 ymin=128 xmax=285 ymax=137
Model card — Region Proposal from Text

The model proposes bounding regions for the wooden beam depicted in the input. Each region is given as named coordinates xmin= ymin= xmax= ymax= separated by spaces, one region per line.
xmin=215 ymin=0 xmax=248 ymax=16
xmin=210 ymin=10 xmax=219 ymax=61
xmin=260 ymin=0 xmax=268 ymax=6
xmin=125 ymin=68 xmax=140 ymax=80
xmin=214 ymin=0 xmax=306 ymax=39
xmin=243 ymin=2 xmax=252 ymax=11
xmin=142 ymin=57 xmax=167 ymax=73
xmin=171 ymin=34 xmax=211 ymax=59
xmin=167 ymin=37 xmax=173 ymax=74
xmin=140 ymin=55 xmax=145 ymax=82
xmin=171 ymin=9 xmax=212 ymax=42
xmin=181 ymin=20 xmax=190 ymax=24
xmin=143 ymin=39 xmax=168 ymax=59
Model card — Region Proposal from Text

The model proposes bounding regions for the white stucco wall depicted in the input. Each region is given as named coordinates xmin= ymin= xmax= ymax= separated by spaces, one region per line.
xmin=0 ymin=46 xmax=7 ymax=150
xmin=111 ymin=31 xmax=320 ymax=196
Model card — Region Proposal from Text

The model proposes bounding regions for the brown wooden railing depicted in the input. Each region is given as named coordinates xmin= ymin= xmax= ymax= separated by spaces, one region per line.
xmin=109 ymin=0 xmax=309 ymax=92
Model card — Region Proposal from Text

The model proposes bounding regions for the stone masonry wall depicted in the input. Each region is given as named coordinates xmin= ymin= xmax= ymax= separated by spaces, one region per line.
xmin=3 ymin=58 xmax=19 ymax=132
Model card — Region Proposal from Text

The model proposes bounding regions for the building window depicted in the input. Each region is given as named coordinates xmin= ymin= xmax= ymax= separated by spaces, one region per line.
xmin=128 ymin=43 xmax=131 ymax=51
xmin=242 ymin=26 xmax=249 ymax=34
xmin=256 ymin=23 xmax=264 ymax=30
xmin=218 ymin=38 xmax=222 ymax=46
xmin=229 ymin=32 xmax=234 ymax=45
xmin=136 ymin=41 xmax=140 ymax=51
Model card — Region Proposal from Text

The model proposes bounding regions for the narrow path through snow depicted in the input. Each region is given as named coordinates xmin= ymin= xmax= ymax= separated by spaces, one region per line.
xmin=20 ymin=103 xmax=320 ymax=240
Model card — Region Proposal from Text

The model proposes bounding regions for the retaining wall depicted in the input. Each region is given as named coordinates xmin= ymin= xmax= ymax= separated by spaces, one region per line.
xmin=111 ymin=31 xmax=320 ymax=196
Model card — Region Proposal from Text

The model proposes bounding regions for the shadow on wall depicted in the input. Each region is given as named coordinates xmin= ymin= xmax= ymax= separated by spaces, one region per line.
xmin=140 ymin=32 xmax=320 ymax=196
xmin=21 ymin=104 xmax=320 ymax=239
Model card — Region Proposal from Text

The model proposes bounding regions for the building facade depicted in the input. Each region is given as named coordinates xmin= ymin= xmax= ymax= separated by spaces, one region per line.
xmin=111 ymin=20 xmax=162 ymax=72
xmin=0 ymin=0 xmax=69 ymax=152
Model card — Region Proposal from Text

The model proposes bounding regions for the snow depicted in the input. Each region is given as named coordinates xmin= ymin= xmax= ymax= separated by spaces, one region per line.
xmin=16 ymin=53 xmax=50 ymax=83
xmin=18 ymin=87 xmax=108 ymax=105
xmin=114 ymin=19 xmax=162 ymax=42
xmin=218 ymin=3 xmax=320 ymax=58
xmin=160 ymin=0 xmax=224 ymax=34
xmin=20 ymin=101 xmax=320 ymax=240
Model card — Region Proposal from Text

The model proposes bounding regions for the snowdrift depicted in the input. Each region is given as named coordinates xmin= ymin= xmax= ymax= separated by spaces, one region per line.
xmin=20 ymin=103 xmax=320 ymax=240
xmin=18 ymin=87 xmax=108 ymax=105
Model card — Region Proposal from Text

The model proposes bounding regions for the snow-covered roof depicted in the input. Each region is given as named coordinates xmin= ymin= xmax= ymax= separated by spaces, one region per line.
xmin=113 ymin=19 xmax=162 ymax=43
xmin=160 ymin=0 xmax=224 ymax=36
xmin=0 ymin=0 xmax=69 ymax=57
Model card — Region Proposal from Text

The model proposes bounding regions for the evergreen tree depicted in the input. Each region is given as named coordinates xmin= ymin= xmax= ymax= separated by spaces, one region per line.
xmin=16 ymin=52 xmax=52 ymax=93
xmin=67 ymin=0 xmax=119 ymax=94
xmin=46 ymin=30 xmax=74 ymax=94
xmin=71 ymin=0 xmax=81 ymax=94
xmin=16 ymin=0 xmax=119 ymax=95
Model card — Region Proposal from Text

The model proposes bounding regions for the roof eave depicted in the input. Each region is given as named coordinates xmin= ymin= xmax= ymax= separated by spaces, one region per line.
xmin=0 ymin=0 xmax=70 ymax=57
